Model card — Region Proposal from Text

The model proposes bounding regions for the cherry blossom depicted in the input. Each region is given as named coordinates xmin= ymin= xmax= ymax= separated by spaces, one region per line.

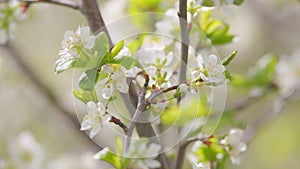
xmin=60 ymin=25 xmax=95 ymax=58
xmin=220 ymin=128 xmax=247 ymax=165
xmin=80 ymin=101 xmax=111 ymax=138
xmin=128 ymin=142 xmax=162 ymax=169
xmin=8 ymin=132 xmax=45 ymax=169
xmin=192 ymin=54 xmax=226 ymax=85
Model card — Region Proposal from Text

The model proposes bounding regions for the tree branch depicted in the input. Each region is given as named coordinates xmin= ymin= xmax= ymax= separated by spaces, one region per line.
xmin=125 ymin=74 xmax=149 ymax=152
xmin=2 ymin=43 xmax=99 ymax=149
xmin=178 ymin=0 xmax=189 ymax=83
xmin=22 ymin=0 xmax=81 ymax=10
xmin=79 ymin=1 xmax=170 ymax=168
xmin=80 ymin=0 xmax=113 ymax=48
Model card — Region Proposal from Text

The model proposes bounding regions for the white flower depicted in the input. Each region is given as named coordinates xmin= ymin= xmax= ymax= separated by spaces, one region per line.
xmin=193 ymin=162 xmax=210 ymax=169
xmin=135 ymin=49 xmax=174 ymax=88
xmin=192 ymin=54 xmax=226 ymax=85
xmin=275 ymin=50 xmax=300 ymax=97
xmin=59 ymin=25 xmax=95 ymax=58
xmin=220 ymin=128 xmax=247 ymax=165
xmin=0 ymin=0 xmax=26 ymax=44
xmin=62 ymin=25 xmax=95 ymax=49
xmin=81 ymin=101 xmax=111 ymax=138
xmin=97 ymin=65 xmax=128 ymax=99
xmin=8 ymin=132 xmax=45 ymax=169
xmin=97 ymin=64 xmax=141 ymax=99
xmin=129 ymin=142 xmax=162 ymax=169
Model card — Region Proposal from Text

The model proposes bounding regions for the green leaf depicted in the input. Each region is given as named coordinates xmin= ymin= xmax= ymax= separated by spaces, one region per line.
xmin=73 ymin=89 xmax=98 ymax=104
xmin=199 ymin=11 xmax=235 ymax=46
xmin=222 ymin=50 xmax=238 ymax=66
xmin=231 ymin=54 xmax=278 ymax=88
xmin=201 ymin=0 xmax=215 ymax=7
xmin=201 ymin=0 xmax=244 ymax=6
xmin=161 ymin=97 xmax=208 ymax=126
xmin=54 ymin=56 xmax=77 ymax=74
xmin=216 ymin=154 xmax=229 ymax=169
xmin=96 ymin=148 xmax=122 ymax=169
xmin=79 ymin=68 xmax=99 ymax=91
xmin=110 ymin=56 xmax=143 ymax=69
xmin=93 ymin=32 xmax=110 ymax=68
xmin=193 ymin=137 xmax=225 ymax=162
xmin=233 ymin=0 xmax=244 ymax=5
xmin=224 ymin=70 xmax=234 ymax=81
xmin=111 ymin=40 xmax=124 ymax=58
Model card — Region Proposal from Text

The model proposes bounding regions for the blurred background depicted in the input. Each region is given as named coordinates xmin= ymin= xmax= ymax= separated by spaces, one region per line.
xmin=0 ymin=0 xmax=300 ymax=168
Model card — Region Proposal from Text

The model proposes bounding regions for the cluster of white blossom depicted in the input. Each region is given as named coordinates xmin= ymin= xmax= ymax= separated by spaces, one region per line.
xmin=0 ymin=0 xmax=26 ymax=44
xmin=220 ymin=128 xmax=247 ymax=165
xmin=189 ymin=128 xmax=246 ymax=168
xmin=6 ymin=132 xmax=45 ymax=169
xmin=192 ymin=54 xmax=226 ymax=86
xmin=80 ymin=101 xmax=112 ymax=138
xmin=96 ymin=64 xmax=141 ymax=100
xmin=128 ymin=142 xmax=161 ymax=169
xmin=55 ymin=25 xmax=95 ymax=73
xmin=135 ymin=49 xmax=175 ymax=88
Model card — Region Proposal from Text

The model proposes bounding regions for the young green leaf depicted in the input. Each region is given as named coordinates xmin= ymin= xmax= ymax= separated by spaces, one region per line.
xmin=79 ymin=68 xmax=99 ymax=91
xmin=223 ymin=50 xmax=238 ymax=66
xmin=93 ymin=32 xmax=110 ymax=67
xmin=111 ymin=40 xmax=124 ymax=58
xmin=199 ymin=11 xmax=235 ymax=45
xmin=110 ymin=56 xmax=143 ymax=69
xmin=72 ymin=89 xmax=98 ymax=104
xmin=234 ymin=0 xmax=244 ymax=6
xmin=231 ymin=54 xmax=278 ymax=88
xmin=95 ymin=148 xmax=122 ymax=169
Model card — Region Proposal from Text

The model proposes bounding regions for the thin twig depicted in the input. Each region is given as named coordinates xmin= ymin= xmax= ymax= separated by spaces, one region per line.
xmin=22 ymin=0 xmax=81 ymax=10
xmin=109 ymin=115 xmax=128 ymax=134
xmin=125 ymin=74 xmax=149 ymax=152
xmin=148 ymin=84 xmax=179 ymax=104
xmin=178 ymin=0 xmax=189 ymax=83
xmin=2 ymin=43 xmax=99 ymax=149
